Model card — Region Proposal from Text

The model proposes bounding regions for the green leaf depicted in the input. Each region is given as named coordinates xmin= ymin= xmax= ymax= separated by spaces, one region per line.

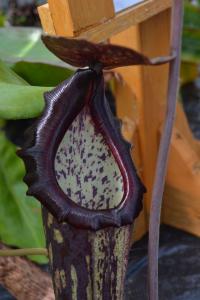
xmin=0 ymin=61 xmax=51 ymax=119
xmin=0 ymin=131 xmax=47 ymax=263
xmin=11 ymin=61 xmax=74 ymax=87
xmin=0 ymin=27 xmax=72 ymax=67
xmin=0 ymin=60 xmax=27 ymax=85
xmin=184 ymin=3 xmax=200 ymax=31
xmin=0 ymin=83 xmax=49 ymax=119
xmin=182 ymin=28 xmax=200 ymax=63
xmin=182 ymin=3 xmax=200 ymax=63
xmin=181 ymin=61 xmax=199 ymax=84
xmin=0 ymin=12 xmax=5 ymax=27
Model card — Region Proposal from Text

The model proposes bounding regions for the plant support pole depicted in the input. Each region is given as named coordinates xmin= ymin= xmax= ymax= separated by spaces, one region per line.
xmin=148 ymin=1 xmax=184 ymax=300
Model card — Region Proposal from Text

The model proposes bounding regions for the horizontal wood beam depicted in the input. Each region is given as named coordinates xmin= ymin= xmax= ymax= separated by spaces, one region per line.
xmin=77 ymin=0 xmax=172 ymax=42
xmin=47 ymin=0 xmax=115 ymax=37
xmin=38 ymin=0 xmax=172 ymax=42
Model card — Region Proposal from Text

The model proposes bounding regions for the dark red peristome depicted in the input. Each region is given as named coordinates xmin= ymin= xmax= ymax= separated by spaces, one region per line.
xmin=18 ymin=68 xmax=145 ymax=230
xmin=42 ymin=34 xmax=174 ymax=69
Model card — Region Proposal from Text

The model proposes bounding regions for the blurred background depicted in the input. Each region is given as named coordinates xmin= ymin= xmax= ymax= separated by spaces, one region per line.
xmin=0 ymin=0 xmax=45 ymax=26
xmin=0 ymin=1 xmax=200 ymax=299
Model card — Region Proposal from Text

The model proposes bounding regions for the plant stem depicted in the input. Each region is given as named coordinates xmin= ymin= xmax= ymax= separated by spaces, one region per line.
xmin=0 ymin=248 xmax=48 ymax=257
xmin=148 ymin=1 xmax=184 ymax=300
xmin=42 ymin=208 xmax=131 ymax=300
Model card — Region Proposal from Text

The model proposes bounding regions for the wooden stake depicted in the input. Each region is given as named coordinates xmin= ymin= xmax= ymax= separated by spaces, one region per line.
xmin=148 ymin=2 xmax=184 ymax=300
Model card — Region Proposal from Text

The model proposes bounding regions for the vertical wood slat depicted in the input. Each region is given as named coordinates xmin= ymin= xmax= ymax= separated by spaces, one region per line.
xmin=137 ymin=9 xmax=171 ymax=215
xmin=47 ymin=0 xmax=115 ymax=37
xmin=111 ymin=9 xmax=171 ymax=222
xmin=111 ymin=25 xmax=148 ymax=240
xmin=38 ymin=4 xmax=56 ymax=35
xmin=160 ymin=101 xmax=200 ymax=238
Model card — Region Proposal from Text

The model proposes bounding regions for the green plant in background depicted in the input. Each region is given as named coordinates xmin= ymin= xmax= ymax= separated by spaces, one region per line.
xmin=0 ymin=131 xmax=46 ymax=262
xmin=181 ymin=0 xmax=200 ymax=83
xmin=0 ymin=1 xmax=199 ymax=265
xmin=0 ymin=11 xmax=5 ymax=27
xmin=0 ymin=27 xmax=73 ymax=264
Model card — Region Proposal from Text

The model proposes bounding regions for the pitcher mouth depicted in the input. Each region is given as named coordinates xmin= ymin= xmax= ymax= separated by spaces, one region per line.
xmin=18 ymin=68 xmax=145 ymax=230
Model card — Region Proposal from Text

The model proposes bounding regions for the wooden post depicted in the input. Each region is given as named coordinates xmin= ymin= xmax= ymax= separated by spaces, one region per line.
xmin=38 ymin=4 xmax=56 ymax=35
xmin=38 ymin=0 xmax=172 ymax=41
xmin=110 ymin=7 xmax=171 ymax=231
xmin=47 ymin=0 xmax=115 ymax=36
xmin=137 ymin=8 xmax=171 ymax=214
xmin=111 ymin=25 xmax=149 ymax=239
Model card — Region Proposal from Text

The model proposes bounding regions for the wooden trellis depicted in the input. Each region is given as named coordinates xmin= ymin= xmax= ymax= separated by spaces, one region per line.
xmin=38 ymin=0 xmax=200 ymax=241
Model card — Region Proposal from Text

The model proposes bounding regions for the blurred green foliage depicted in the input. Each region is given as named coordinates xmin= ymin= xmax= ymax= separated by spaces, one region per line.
xmin=0 ymin=27 xmax=69 ymax=65
xmin=0 ymin=27 xmax=74 ymax=263
xmin=0 ymin=12 xmax=5 ymax=27
xmin=0 ymin=131 xmax=47 ymax=263
xmin=12 ymin=62 xmax=73 ymax=87
xmin=181 ymin=1 xmax=200 ymax=83
xmin=182 ymin=1 xmax=200 ymax=62
xmin=0 ymin=61 xmax=49 ymax=119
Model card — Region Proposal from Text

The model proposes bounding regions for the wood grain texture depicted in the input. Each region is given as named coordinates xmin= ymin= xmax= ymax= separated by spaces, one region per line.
xmin=114 ymin=76 xmax=147 ymax=241
xmin=111 ymin=25 xmax=148 ymax=240
xmin=166 ymin=127 xmax=200 ymax=200
xmin=48 ymin=0 xmax=115 ymax=36
xmin=174 ymin=102 xmax=200 ymax=154
xmin=137 ymin=8 xmax=171 ymax=214
xmin=111 ymin=11 xmax=171 ymax=232
xmin=47 ymin=0 xmax=73 ymax=36
xmin=37 ymin=4 xmax=56 ymax=35
xmin=77 ymin=0 xmax=172 ymax=42
xmin=43 ymin=208 xmax=131 ymax=300
xmin=163 ymin=185 xmax=200 ymax=238
xmin=160 ymin=101 xmax=200 ymax=238
xmin=38 ymin=1 xmax=172 ymax=41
